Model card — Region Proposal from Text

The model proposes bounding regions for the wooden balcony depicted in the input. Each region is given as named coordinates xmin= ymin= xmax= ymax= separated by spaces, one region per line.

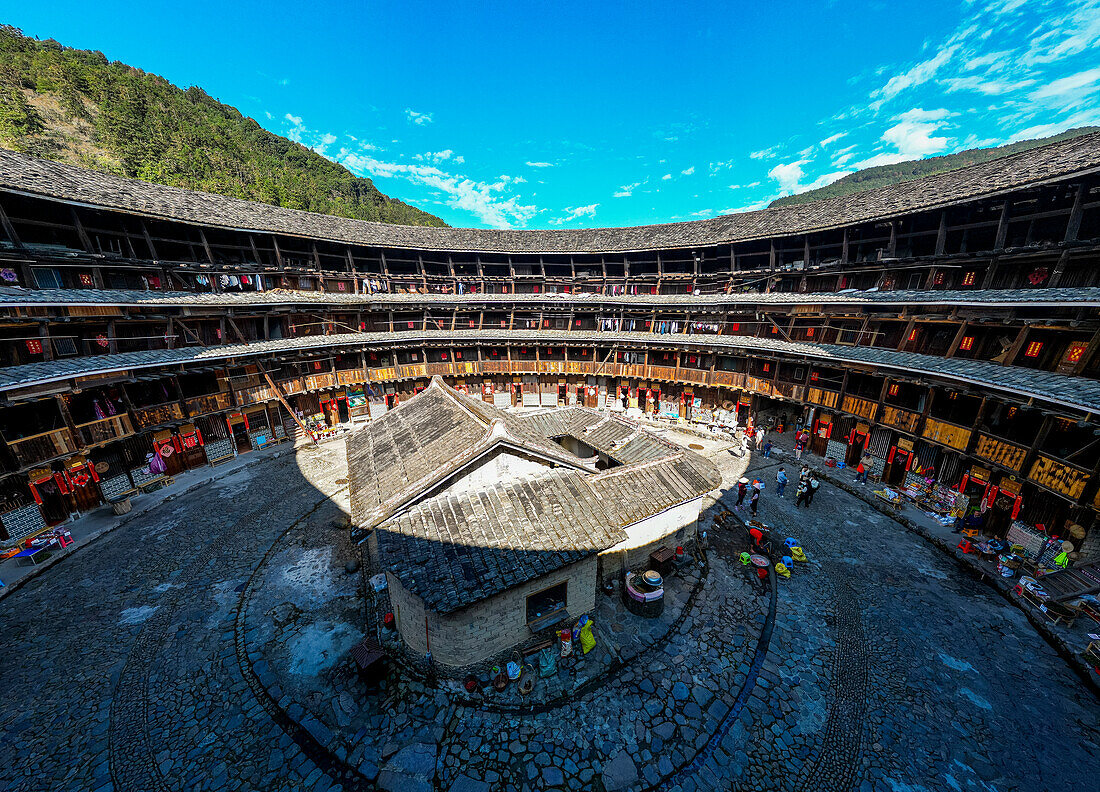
xmin=131 ymin=402 xmax=184 ymax=429
xmin=842 ymin=395 xmax=879 ymax=421
xmin=336 ymin=368 xmax=368 ymax=386
xmin=5 ymin=427 xmax=78 ymax=468
xmin=974 ymin=433 xmax=1028 ymax=472
xmin=73 ymin=414 xmax=134 ymax=448
xmin=1028 ymin=454 xmax=1091 ymax=500
xmin=235 ymin=384 xmax=278 ymax=405
xmin=185 ymin=391 xmax=231 ymax=417
xmin=921 ymin=417 xmax=971 ymax=451
xmin=881 ymin=405 xmax=921 ymax=434
xmin=806 ymin=387 xmax=840 ymax=408
xmin=304 ymin=372 xmax=336 ymax=391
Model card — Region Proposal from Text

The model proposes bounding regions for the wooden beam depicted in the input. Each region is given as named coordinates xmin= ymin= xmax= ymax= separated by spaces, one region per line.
xmin=1064 ymin=182 xmax=1086 ymax=242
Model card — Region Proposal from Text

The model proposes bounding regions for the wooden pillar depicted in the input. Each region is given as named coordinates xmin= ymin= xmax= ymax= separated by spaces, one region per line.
xmin=934 ymin=211 xmax=947 ymax=256
xmin=70 ymin=208 xmax=94 ymax=253
xmin=897 ymin=317 xmax=916 ymax=352
xmin=38 ymin=321 xmax=54 ymax=361
xmin=1064 ymin=182 xmax=1086 ymax=242
xmin=887 ymin=222 xmax=897 ymax=258
xmin=994 ymin=201 xmax=1010 ymax=250
xmin=945 ymin=321 xmax=970 ymax=358
xmin=1000 ymin=326 xmax=1030 ymax=366
xmin=840 ymin=228 xmax=849 ymax=265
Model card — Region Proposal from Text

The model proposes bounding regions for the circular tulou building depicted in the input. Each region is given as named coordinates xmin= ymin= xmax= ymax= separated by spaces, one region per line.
xmin=1 ymin=133 xmax=1100 ymax=624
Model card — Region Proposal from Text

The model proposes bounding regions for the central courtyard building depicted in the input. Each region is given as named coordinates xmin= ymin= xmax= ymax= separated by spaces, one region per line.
xmin=348 ymin=376 xmax=720 ymax=667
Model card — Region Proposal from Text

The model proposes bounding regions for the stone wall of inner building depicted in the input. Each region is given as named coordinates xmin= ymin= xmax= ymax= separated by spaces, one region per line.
xmin=386 ymin=554 xmax=598 ymax=668
xmin=599 ymin=497 xmax=701 ymax=581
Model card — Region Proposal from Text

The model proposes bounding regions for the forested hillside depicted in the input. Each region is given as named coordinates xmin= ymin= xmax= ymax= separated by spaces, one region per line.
xmin=770 ymin=126 xmax=1097 ymax=208
xmin=0 ymin=26 xmax=446 ymax=227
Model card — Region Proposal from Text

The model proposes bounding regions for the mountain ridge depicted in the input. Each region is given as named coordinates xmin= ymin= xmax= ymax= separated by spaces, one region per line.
xmin=769 ymin=127 xmax=1099 ymax=208
xmin=0 ymin=26 xmax=447 ymax=228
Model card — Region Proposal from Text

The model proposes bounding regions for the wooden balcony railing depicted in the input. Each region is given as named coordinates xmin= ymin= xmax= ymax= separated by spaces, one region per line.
xmin=305 ymin=372 xmax=336 ymax=391
xmin=881 ymin=405 xmax=921 ymax=434
xmin=842 ymin=395 xmax=879 ymax=421
xmin=336 ymin=368 xmax=368 ymax=386
xmin=73 ymin=414 xmax=134 ymax=448
xmin=974 ymin=433 xmax=1028 ymax=472
xmin=185 ymin=391 xmax=231 ymax=417
xmin=131 ymin=402 xmax=184 ymax=429
xmin=921 ymin=417 xmax=971 ymax=451
xmin=5 ymin=427 xmax=78 ymax=468
xmin=806 ymin=387 xmax=840 ymax=408
xmin=1028 ymin=454 xmax=1091 ymax=500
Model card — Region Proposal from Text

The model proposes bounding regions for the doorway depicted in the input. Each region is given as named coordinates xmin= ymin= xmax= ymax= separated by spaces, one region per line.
xmin=231 ymin=421 xmax=251 ymax=454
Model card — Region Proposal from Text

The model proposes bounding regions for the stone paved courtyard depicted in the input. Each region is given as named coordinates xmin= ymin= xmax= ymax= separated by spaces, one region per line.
xmin=1 ymin=424 xmax=1098 ymax=792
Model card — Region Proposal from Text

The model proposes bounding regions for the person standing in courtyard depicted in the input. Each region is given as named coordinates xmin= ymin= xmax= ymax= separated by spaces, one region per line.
xmin=795 ymin=432 xmax=805 ymax=461
xmin=855 ymin=457 xmax=867 ymax=484
xmin=776 ymin=467 xmax=788 ymax=497
xmin=807 ymin=476 xmax=820 ymax=505
xmin=750 ymin=484 xmax=760 ymax=517
xmin=756 ymin=427 xmax=765 ymax=450
xmin=736 ymin=477 xmax=748 ymax=507
xmin=795 ymin=479 xmax=810 ymax=508
xmin=763 ymin=438 xmax=773 ymax=458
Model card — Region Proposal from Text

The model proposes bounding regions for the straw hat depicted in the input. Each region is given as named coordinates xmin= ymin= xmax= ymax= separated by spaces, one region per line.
xmin=739 ymin=477 xmax=749 ymax=484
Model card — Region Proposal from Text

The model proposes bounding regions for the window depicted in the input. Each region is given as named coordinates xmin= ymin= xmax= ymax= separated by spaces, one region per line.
xmin=1024 ymin=341 xmax=1043 ymax=358
xmin=959 ymin=336 xmax=974 ymax=351
xmin=32 ymin=268 xmax=63 ymax=289
xmin=887 ymin=384 xmax=900 ymax=397
xmin=810 ymin=372 xmax=819 ymax=382
xmin=731 ymin=323 xmax=739 ymax=332
xmin=961 ymin=271 xmax=977 ymax=286
xmin=526 ymin=581 xmax=567 ymax=624
xmin=806 ymin=327 xmax=815 ymax=337
xmin=908 ymin=329 xmax=918 ymax=342
xmin=762 ymin=363 xmax=770 ymax=372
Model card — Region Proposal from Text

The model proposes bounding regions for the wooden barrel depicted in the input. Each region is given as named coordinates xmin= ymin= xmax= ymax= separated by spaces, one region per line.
xmin=110 ymin=497 xmax=132 ymax=515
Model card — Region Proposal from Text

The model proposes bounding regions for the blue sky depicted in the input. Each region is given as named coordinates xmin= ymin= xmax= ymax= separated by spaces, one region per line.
xmin=3 ymin=0 xmax=1100 ymax=229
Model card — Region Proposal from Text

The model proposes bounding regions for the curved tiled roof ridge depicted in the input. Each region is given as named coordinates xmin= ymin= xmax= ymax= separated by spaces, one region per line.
xmin=4 ymin=286 xmax=1100 ymax=309
xmin=2 ymin=328 xmax=1099 ymax=413
xmin=0 ymin=130 xmax=1098 ymax=253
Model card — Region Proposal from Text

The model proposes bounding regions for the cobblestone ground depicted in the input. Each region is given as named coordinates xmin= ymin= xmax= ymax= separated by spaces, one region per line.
xmin=0 ymin=430 xmax=1097 ymax=792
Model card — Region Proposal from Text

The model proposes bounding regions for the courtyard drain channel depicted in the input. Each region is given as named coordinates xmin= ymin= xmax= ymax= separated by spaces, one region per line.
xmin=650 ymin=559 xmax=779 ymax=792
xmin=793 ymin=567 xmax=868 ymax=792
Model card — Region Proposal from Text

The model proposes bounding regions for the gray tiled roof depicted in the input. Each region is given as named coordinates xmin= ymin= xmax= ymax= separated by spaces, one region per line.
xmin=1 ymin=130 xmax=1097 ymax=253
xmin=354 ymin=378 xmax=718 ymax=613
xmin=347 ymin=378 xmax=593 ymax=530
xmin=2 ymin=285 xmax=1098 ymax=310
xmin=2 ymin=328 xmax=1098 ymax=414
xmin=379 ymin=469 xmax=624 ymax=614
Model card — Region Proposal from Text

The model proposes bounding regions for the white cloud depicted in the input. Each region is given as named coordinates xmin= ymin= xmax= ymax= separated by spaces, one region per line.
xmin=880 ymin=107 xmax=954 ymax=157
xmin=767 ymin=160 xmax=808 ymax=193
xmin=312 ymin=132 xmax=337 ymax=155
xmin=681 ymin=166 xmax=695 ymax=176
xmin=943 ymin=75 xmax=1036 ymax=95
xmin=728 ymin=181 xmax=761 ymax=190
xmin=749 ymin=146 xmax=779 ymax=160
xmin=525 ymin=161 xmax=553 ymax=167
xmin=549 ymin=204 xmax=599 ymax=225
xmin=614 ymin=180 xmax=644 ymax=198
xmin=342 ymin=151 xmax=538 ymax=229
xmin=819 ymin=132 xmax=847 ymax=147
xmin=454 ymin=155 xmax=465 ymax=164
xmin=405 ymin=108 xmax=433 ymax=125
xmin=1029 ymin=66 xmax=1100 ymax=108
xmin=874 ymin=41 xmax=962 ymax=101
xmin=708 ymin=159 xmax=735 ymax=174
xmin=285 ymin=113 xmax=302 ymax=125
xmin=661 ymin=173 xmax=672 ymax=180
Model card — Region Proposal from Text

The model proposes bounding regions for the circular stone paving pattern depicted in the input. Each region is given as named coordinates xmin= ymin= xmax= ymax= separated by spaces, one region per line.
xmin=0 ymin=437 xmax=1097 ymax=792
